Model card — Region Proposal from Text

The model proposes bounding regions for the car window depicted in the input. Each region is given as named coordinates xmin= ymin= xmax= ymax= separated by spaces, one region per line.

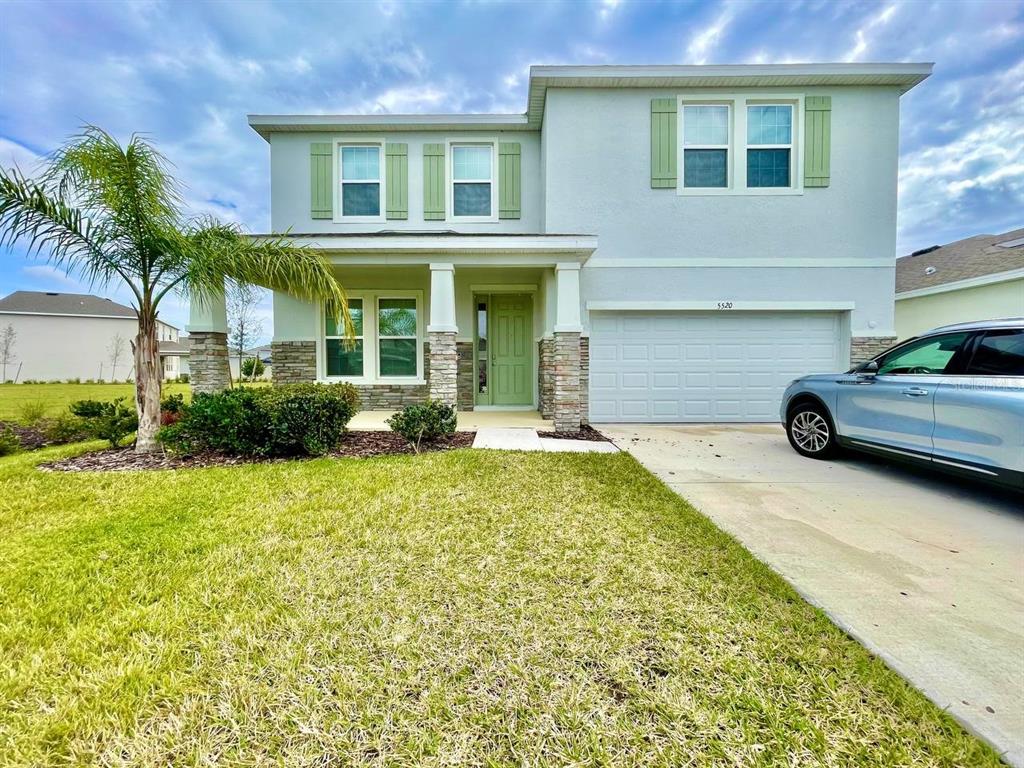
xmin=876 ymin=332 xmax=969 ymax=375
xmin=965 ymin=330 xmax=1024 ymax=376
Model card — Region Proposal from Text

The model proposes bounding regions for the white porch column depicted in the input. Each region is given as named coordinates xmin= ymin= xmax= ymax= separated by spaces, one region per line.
xmin=187 ymin=288 xmax=230 ymax=393
xmin=552 ymin=263 xmax=583 ymax=431
xmin=427 ymin=263 xmax=458 ymax=406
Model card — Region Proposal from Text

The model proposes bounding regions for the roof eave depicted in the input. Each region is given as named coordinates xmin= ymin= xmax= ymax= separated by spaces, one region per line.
xmin=247 ymin=113 xmax=531 ymax=142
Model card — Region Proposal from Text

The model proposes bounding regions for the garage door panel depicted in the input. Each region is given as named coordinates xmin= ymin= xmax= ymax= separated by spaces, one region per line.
xmin=590 ymin=311 xmax=844 ymax=423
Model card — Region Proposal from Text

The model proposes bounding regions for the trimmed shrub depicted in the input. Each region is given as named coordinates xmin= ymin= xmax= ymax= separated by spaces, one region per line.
xmin=159 ymin=382 xmax=358 ymax=458
xmin=177 ymin=373 xmax=190 ymax=383
xmin=386 ymin=400 xmax=457 ymax=452
xmin=160 ymin=393 xmax=187 ymax=426
xmin=0 ymin=427 xmax=20 ymax=456
xmin=241 ymin=357 xmax=265 ymax=378
xmin=44 ymin=414 xmax=90 ymax=444
xmin=69 ymin=398 xmax=139 ymax=448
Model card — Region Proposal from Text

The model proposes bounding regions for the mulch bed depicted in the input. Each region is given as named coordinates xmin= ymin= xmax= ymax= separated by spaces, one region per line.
xmin=39 ymin=430 xmax=477 ymax=473
xmin=0 ymin=420 xmax=90 ymax=451
xmin=537 ymin=425 xmax=611 ymax=442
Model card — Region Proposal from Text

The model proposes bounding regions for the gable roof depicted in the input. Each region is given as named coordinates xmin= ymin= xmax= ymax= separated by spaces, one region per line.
xmin=896 ymin=229 xmax=1024 ymax=295
xmin=0 ymin=291 xmax=137 ymax=319
xmin=248 ymin=62 xmax=933 ymax=139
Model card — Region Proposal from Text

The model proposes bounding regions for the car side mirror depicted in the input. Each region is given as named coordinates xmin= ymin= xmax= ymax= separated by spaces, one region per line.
xmin=853 ymin=360 xmax=879 ymax=375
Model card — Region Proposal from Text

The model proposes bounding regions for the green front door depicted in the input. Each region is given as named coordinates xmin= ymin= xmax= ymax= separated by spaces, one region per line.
xmin=490 ymin=294 xmax=532 ymax=406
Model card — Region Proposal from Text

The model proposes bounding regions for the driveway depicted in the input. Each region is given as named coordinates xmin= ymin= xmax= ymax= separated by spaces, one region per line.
xmin=601 ymin=423 xmax=1024 ymax=766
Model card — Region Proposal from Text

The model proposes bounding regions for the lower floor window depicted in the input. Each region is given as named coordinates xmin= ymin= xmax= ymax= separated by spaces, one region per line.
xmin=325 ymin=295 xmax=420 ymax=379
xmin=377 ymin=298 xmax=418 ymax=377
xmin=326 ymin=298 xmax=364 ymax=376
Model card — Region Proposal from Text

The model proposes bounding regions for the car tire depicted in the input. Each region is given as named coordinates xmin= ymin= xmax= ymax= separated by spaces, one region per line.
xmin=786 ymin=402 xmax=838 ymax=459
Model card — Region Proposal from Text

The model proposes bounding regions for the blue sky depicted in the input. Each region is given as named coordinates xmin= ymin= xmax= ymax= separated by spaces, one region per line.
xmin=1 ymin=0 xmax=1022 ymax=337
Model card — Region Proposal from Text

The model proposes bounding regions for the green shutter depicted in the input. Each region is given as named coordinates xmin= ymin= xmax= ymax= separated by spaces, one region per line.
xmin=498 ymin=142 xmax=521 ymax=219
xmin=804 ymin=96 xmax=832 ymax=188
xmin=385 ymin=143 xmax=408 ymax=220
xmin=423 ymin=143 xmax=445 ymax=220
xmin=310 ymin=142 xmax=333 ymax=219
xmin=651 ymin=98 xmax=677 ymax=189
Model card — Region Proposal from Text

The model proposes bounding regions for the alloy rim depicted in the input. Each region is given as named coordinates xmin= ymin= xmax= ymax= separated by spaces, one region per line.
xmin=791 ymin=411 xmax=830 ymax=453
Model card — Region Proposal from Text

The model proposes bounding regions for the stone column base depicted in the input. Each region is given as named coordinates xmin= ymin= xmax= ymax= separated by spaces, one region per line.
xmin=271 ymin=341 xmax=316 ymax=384
xmin=456 ymin=341 xmax=475 ymax=411
xmin=580 ymin=335 xmax=590 ymax=426
xmin=189 ymin=331 xmax=230 ymax=394
xmin=553 ymin=331 xmax=582 ymax=432
xmin=428 ymin=331 xmax=457 ymax=406
xmin=851 ymin=336 xmax=897 ymax=366
xmin=538 ymin=337 xmax=555 ymax=419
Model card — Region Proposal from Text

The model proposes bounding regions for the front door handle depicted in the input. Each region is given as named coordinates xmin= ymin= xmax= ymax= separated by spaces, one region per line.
xmin=902 ymin=387 xmax=929 ymax=397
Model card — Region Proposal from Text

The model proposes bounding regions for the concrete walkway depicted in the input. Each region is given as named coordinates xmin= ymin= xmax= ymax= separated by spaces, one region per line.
xmin=473 ymin=427 xmax=619 ymax=453
xmin=602 ymin=423 xmax=1024 ymax=766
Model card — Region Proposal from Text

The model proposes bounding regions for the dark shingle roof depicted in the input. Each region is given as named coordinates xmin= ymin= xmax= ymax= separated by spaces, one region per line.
xmin=158 ymin=339 xmax=190 ymax=355
xmin=0 ymin=290 xmax=137 ymax=318
xmin=896 ymin=228 xmax=1024 ymax=294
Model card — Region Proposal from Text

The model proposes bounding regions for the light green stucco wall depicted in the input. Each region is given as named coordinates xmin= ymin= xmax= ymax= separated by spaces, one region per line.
xmin=895 ymin=278 xmax=1024 ymax=340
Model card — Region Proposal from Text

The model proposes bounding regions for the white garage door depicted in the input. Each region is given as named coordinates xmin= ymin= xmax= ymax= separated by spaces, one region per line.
xmin=589 ymin=311 xmax=844 ymax=422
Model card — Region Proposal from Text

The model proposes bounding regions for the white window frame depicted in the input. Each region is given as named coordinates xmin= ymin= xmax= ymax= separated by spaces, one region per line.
xmin=676 ymin=93 xmax=804 ymax=197
xmin=447 ymin=140 xmax=498 ymax=223
xmin=334 ymin=139 xmax=386 ymax=223
xmin=319 ymin=289 xmax=424 ymax=384
xmin=679 ymin=102 xmax=733 ymax=193
xmin=745 ymin=101 xmax=797 ymax=191
xmin=324 ymin=296 xmax=365 ymax=379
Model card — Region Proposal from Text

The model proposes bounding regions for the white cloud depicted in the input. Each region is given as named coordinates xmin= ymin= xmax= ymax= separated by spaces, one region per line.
xmin=598 ymin=0 xmax=622 ymax=22
xmin=20 ymin=265 xmax=87 ymax=291
xmin=844 ymin=3 xmax=898 ymax=62
xmin=0 ymin=137 xmax=43 ymax=174
xmin=686 ymin=5 xmax=735 ymax=65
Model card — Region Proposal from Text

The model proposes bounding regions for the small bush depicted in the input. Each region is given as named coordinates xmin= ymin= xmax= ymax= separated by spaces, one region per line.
xmin=69 ymin=398 xmax=139 ymax=448
xmin=45 ymin=414 xmax=90 ymax=444
xmin=386 ymin=400 xmax=457 ymax=453
xmin=177 ymin=373 xmax=190 ymax=384
xmin=241 ymin=357 xmax=265 ymax=378
xmin=0 ymin=427 xmax=20 ymax=456
xmin=160 ymin=392 xmax=187 ymax=427
xmin=17 ymin=401 xmax=48 ymax=426
xmin=159 ymin=383 xmax=358 ymax=458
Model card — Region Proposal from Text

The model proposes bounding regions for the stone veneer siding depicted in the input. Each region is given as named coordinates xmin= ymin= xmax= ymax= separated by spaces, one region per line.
xmin=456 ymin=341 xmax=474 ymax=411
xmin=580 ymin=335 xmax=590 ymax=426
xmin=428 ymin=331 xmax=457 ymax=406
xmin=271 ymin=341 xmax=317 ymax=384
xmin=850 ymin=336 xmax=898 ymax=365
xmin=552 ymin=331 xmax=582 ymax=432
xmin=538 ymin=337 xmax=555 ymax=419
xmin=189 ymin=331 xmax=231 ymax=394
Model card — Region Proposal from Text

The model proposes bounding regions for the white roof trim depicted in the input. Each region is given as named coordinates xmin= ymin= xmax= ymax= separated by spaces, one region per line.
xmin=266 ymin=234 xmax=596 ymax=254
xmin=0 ymin=310 xmax=137 ymax=321
xmin=587 ymin=300 xmax=856 ymax=311
xmin=248 ymin=113 xmax=530 ymax=140
xmin=895 ymin=268 xmax=1024 ymax=300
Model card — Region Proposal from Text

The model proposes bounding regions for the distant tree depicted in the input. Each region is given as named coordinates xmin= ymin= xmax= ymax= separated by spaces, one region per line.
xmin=241 ymin=356 xmax=265 ymax=379
xmin=0 ymin=127 xmax=352 ymax=451
xmin=107 ymin=332 xmax=126 ymax=381
xmin=227 ymin=281 xmax=264 ymax=382
xmin=0 ymin=324 xmax=15 ymax=382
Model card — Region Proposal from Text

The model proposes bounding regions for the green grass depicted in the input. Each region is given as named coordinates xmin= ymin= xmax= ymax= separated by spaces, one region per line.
xmin=0 ymin=382 xmax=191 ymax=423
xmin=0 ymin=447 xmax=1000 ymax=766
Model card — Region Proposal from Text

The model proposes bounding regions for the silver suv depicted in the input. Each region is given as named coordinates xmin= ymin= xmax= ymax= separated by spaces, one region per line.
xmin=780 ymin=319 xmax=1024 ymax=490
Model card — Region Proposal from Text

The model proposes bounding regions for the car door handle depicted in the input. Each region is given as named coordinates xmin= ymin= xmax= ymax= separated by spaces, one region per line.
xmin=901 ymin=387 xmax=929 ymax=397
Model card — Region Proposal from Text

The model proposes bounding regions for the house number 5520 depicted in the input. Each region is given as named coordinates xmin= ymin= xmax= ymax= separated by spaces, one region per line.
xmin=716 ymin=301 xmax=734 ymax=309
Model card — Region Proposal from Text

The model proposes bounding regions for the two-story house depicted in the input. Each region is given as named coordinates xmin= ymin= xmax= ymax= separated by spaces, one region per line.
xmin=187 ymin=63 xmax=932 ymax=431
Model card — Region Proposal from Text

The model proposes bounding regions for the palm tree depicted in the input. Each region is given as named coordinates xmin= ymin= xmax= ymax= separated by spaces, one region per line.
xmin=0 ymin=126 xmax=351 ymax=452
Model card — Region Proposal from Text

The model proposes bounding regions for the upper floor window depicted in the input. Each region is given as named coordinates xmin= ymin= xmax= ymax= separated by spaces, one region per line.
xmin=340 ymin=145 xmax=381 ymax=218
xmin=451 ymin=144 xmax=493 ymax=218
xmin=681 ymin=104 xmax=730 ymax=189
xmin=747 ymin=105 xmax=793 ymax=188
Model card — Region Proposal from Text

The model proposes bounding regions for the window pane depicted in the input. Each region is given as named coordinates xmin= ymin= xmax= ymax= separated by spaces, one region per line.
xmin=967 ymin=331 xmax=1024 ymax=375
xmin=341 ymin=146 xmax=380 ymax=180
xmin=683 ymin=149 xmax=727 ymax=187
xmin=877 ymin=333 xmax=969 ymax=375
xmin=683 ymin=105 xmax=728 ymax=145
xmin=379 ymin=338 xmax=417 ymax=376
xmin=747 ymin=105 xmax=792 ymax=145
xmin=452 ymin=146 xmax=491 ymax=180
xmin=342 ymin=182 xmax=380 ymax=216
xmin=454 ymin=182 xmax=491 ymax=216
xmin=378 ymin=298 xmax=417 ymax=337
xmin=326 ymin=299 xmax=362 ymax=337
xmin=747 ymin=149 xmax=791 ymax=188
xmin=326 ymin=339 xmax=363 ymax=377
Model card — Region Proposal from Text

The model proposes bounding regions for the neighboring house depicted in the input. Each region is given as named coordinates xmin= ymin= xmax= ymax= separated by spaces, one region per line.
xmin=229 ymin=343 xmax=273 ymax=380
xmin=0 ymin=290 xmax=185 ymax=381
xmin=188 ymin=62 xmax=932 ymax=428
xmin=895 ymin=229 xmax=1024 ymax=340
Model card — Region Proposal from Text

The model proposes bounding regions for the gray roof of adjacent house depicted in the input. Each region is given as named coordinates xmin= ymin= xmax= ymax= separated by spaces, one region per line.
xmin=0 ymin=290 xmax=138 ymax=318
xmin=895 ymin=229 xmax=1024 ymax=294
xmin=159 ymin=339 xmax=190 ymax=355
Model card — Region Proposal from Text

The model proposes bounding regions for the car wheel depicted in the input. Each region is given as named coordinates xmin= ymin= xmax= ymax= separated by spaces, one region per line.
xmin=786 ymin=403 xmax=838 ymax=459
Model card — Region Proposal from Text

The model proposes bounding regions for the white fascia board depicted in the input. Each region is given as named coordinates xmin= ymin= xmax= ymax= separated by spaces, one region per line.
xmin=586 ymin=301 xmax=856 ymax=311
xmin=585 ymin=258 xmax=894 ymax=268
xmin=895 ymin=268 xmax=1024 ymax=300
xmin=247 ymin=113 xmax=530 ymax=141
xmin=0 ymin=310 xmax=137 ymax=320
xmin=529 ymin=62 xmax=934 ymax=81
xmin=278 ymin=234 xmax=596 ymax=256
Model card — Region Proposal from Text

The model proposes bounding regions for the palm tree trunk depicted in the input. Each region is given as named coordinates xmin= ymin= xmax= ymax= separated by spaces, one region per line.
xmin=134 ymin=311 xmax=162 ymax=453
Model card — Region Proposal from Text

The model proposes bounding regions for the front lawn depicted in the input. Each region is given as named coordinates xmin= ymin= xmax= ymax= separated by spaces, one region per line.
xmin=0 ymin=447 xmax=999 ymax=766
xmin=0 ymin=382 xmax=191 ymax=422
